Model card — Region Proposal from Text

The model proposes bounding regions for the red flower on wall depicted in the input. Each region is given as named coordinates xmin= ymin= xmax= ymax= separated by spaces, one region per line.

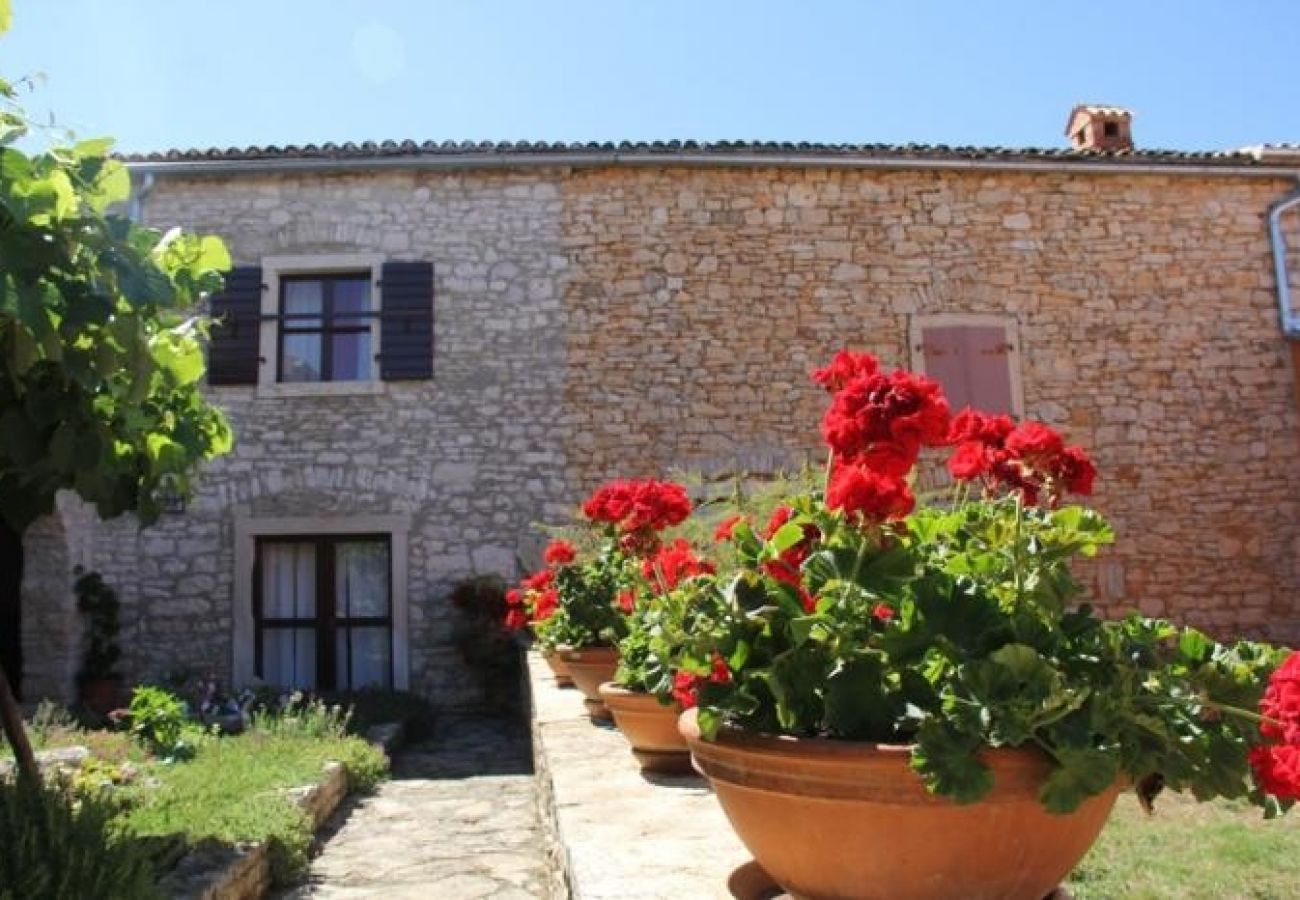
xmin=1250 ymin=651 xmax=1300 ymax=801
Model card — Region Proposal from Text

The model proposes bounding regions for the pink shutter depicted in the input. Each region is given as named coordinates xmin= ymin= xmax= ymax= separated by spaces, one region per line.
xmin=920 ymin=325 xmax=1014 ymax=415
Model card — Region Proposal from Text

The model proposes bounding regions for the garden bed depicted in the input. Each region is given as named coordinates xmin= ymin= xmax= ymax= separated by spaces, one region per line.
xmin=2 ymin=697 xmax=401 ymax=897
xmin=527 ymin=652 xmax=1300 ymax=900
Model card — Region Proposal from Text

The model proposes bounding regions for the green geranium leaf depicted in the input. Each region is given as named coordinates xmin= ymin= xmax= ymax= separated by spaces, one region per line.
xmin=1038 ymin=746 xmax=1120 ymax=814
xmin=911 ymin=721 xmax=994 ymax=804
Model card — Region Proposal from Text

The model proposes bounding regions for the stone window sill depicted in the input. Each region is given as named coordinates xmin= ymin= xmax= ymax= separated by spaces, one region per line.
xmin=255 ymin=380 xmax=387 ymax=399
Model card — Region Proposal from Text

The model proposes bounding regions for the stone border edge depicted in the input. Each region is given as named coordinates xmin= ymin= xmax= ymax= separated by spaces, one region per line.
xmin=525 ymin=649 xmax=577 ymax=900
xmin=157 ymin=721 xmax=406 ymax=900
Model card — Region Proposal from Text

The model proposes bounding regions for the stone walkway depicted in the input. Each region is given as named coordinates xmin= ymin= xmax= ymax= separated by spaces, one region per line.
xmin=279 ymin=714 xmax=549 ymax=899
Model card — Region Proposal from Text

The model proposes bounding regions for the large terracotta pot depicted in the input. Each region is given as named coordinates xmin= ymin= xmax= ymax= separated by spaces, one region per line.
xmin=679 ymin=708 xmax=1120 ymax=900
xmin=597 ymin=682 xmax=693 ymax=774
xmin=556 ymin=645 xmax=619 ymax=721
xmin=541 ymin=648 xmax=575 ymax=688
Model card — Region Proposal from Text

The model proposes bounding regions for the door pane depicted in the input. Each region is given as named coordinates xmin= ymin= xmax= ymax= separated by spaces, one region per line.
xmin=262 ymin=628 xmax=317 ymax=690
xmin=335 ymin=541 xmax=389 ymax=617
xmin=921 ymin=325 xmax=1014 ymax=415
xmin=261 ymin=542 xmax=316 ymax=618
xmin=336 ymin=627 xmax=392 ymax=690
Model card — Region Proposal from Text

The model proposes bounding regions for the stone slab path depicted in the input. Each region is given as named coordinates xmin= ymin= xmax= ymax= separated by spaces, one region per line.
xmin=279 ymin=714 xmax=549 ymax=900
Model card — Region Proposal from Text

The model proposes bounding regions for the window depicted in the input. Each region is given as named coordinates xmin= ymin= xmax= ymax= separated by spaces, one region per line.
xmin=910 ymin=315 xmax=1023 ymax=417
xmin=278 ymin=274 xmax=374 ymax=383
xmin=254 ymin=535 xmax=392 ymax=690
xmin=206 ymin=255 xmax=434 ymax=393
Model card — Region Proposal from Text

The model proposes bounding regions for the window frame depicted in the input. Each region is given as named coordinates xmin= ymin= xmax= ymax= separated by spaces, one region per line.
xmin=908 ymin=313 xmax=1025 ymax=418
xmin=253 ymin=533 xmax=393 ymax=691
xmin=277 ymin=273 xmax=376 ymax=384
xmin=233 ymin=512 xmax=411 ymax=690
xmin=257 ymin=253 xmax=387 ymax=398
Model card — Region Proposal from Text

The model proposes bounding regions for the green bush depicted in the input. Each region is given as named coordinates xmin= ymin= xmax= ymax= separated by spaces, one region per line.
xmin=0 ymin=777 xmax=158 ymax=900
xmin=125 ymin=685 xmax=189 ymax=759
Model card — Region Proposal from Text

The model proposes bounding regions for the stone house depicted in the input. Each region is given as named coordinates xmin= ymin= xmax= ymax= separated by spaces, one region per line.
xmin=13 ymin=107 xmax=1300 ymax=710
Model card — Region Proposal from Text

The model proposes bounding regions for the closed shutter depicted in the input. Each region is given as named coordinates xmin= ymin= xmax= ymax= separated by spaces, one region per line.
xmin=919 ymin=324 xmax=1015 ymax=415
xmin=207 ymin=266 xmax=263 ymax=385
xmin=379 ymin=261 xmax=434 ymax=380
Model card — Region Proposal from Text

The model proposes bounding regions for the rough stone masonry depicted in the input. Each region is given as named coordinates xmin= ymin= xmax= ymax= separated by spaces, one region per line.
xmin=18 ymin=145 xmax=1300 ymax=707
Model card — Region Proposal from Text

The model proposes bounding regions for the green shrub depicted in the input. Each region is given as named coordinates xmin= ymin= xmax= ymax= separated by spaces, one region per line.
xmin=0 ymin=777 xmax=158 ymax=900
xmin=125 ymin=685 xmax=189 ymax=759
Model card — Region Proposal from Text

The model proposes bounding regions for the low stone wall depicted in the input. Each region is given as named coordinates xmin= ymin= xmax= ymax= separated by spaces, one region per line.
xmin=158 ymin=724 xmax=404 ymax=900
xmin=526 ymin=652 xmax=750 ymax=899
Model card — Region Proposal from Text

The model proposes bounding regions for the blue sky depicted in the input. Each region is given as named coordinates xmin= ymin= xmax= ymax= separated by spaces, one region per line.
xmin=3 ymin=1 xmax=1298 ymax=154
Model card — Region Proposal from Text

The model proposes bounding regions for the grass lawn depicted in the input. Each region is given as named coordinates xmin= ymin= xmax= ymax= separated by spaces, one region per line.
xmin=1067 ymin=792 xmax=1300 ymax=899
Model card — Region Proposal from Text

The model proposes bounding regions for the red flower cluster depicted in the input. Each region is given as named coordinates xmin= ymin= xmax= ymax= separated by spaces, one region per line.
xmin=761 ymin=507 xmax=821 ymax=612
xmin=543 ymin=539 xmax=577 ymax=567
xmin=617 ymin=589 xmax=637 ymax=614
xmin=826 ymin=463 xmax=915 ymax=524
xmin=503 ymin=569 xmax=560 ymax=631
xmin=1249 ymin=651 xmax=1300 ymax=801
xmin=582 ymin=479 xmax=692 ymax=534
xmin=671 ymin=652 xmax=732 ymax=709
xmin=821 ymin=364 xmax=950 ymax=477
xmin=946 ymin=408 xmax=1096 ymax=506
xmin=642 ymin=539 xmax=716 ymax=592
xmin=811 ymin=350 xmax=880 ymax=393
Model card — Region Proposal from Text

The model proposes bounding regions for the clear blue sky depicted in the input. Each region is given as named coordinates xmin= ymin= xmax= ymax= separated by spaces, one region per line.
xmin=3 ymin=1 xmax=1298 ymax=154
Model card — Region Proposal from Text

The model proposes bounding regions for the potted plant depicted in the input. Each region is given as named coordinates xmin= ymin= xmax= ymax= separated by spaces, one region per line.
xmin=599 ymin=538 xmax=717 ymax=773
xmin=676 ymin=350 xmax=1299 ymax=900
xmin=73 ymin=569 xmax=124 ymax=716
xmin=507 ymin=479 xmax=693 ymax=720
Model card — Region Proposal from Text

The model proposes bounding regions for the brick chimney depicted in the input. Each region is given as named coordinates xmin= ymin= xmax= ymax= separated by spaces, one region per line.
xmin=1064 ymin=105 xmax=1134 ymax=152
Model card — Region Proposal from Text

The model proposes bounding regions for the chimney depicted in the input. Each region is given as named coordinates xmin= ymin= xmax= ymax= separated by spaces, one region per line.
xmin=1064 ymin=105 xmax=1134 ymax=152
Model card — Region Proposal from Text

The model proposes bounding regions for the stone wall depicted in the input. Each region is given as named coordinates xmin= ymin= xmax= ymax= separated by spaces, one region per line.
xmin=559 ymin=166 xmax=1300 ymax=645
xmin=48 ymin=168 xmax=575 ymax=705
xmin=22 ymin=160 xmax=1300 ymax=707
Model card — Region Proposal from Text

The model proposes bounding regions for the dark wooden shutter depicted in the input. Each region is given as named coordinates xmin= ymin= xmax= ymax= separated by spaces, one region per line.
xmin=919 ymin=324 xmax=1015 ymax=414
xmin=207 ymin=266 xmax=263 ymax=385
xmin=379 ymin=261 xmax=434 ymax=380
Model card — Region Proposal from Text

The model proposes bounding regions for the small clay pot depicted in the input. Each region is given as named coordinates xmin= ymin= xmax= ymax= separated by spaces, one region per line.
xmin=597 ymin=682 xmax=693 ymax=774
xmin=556 ymin=645 xmax=619 ymax=721
xmin=541 ymin=648 xmax=575 ymax=688
xmin=680 ymin=707 xmax=1120 ymax=900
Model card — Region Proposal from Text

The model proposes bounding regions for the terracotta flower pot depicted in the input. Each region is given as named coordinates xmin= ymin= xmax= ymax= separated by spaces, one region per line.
xmin=556 ymin=645 xmax=620 ymax=721
xmin=541 ymin=648 xmax=575 ymax=688
xmin=597 ymin=682 xmax=693 ymax=774
xmin=679 ymin=708 xmax=1120 ymax=900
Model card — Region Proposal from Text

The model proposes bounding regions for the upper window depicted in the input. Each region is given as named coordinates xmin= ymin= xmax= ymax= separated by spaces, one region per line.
xmin=910 ymin=314 xmax=1023 ymax=417
xmin=206 ymin=255 xmax=434 ymax=393
xmin=279 ymin=274 xmax=374 ymax=383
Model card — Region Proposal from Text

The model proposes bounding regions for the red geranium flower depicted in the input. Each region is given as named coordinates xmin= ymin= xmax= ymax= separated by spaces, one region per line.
xmin=1260 ymin=651 xmax=1300 ymax=744
xmin=642 ymin=539 xmax=716 ymax=592
xmin=1248 ymin=651 xmax=1300 ymax=800
xmin=710 ymin=652 xmax=732 ymax=684
xmin=672 ymin=671 xmax=703 ymax=709
xmin=714 ymin=514 xmax=745 ymax=543
xmin=760 ymin=506 xmax=821 ymax=600
xmin=617 ymin=589 xmax=637 ymax=614
xmin=872 ymin=602 xmax=895 ymax=623
xmin=1005 ymin=421 xmax=1065 ymax=461
xmin=826 ymin=463 xmax=915 ymax=524
xmin=504 ymin=608 xmax=528 ymax=631
xmin=521 ymin=569 xmax=554 ymax=592
xmin=543 ymin=539 xmax=577 ymax=567
xmin=821 ymin=369 xmax=950 ymax=475
xmin=811 ymin=350 xmax=881 ymax=393
xmin=532 ymin=588 xmax=559 ymax=622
